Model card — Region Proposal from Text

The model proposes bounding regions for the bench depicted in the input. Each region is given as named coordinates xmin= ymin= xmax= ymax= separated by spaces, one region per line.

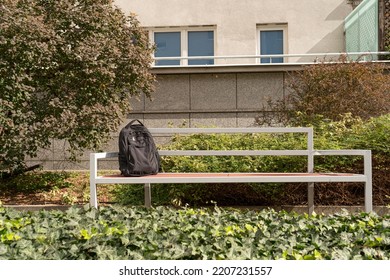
xmin=89 ymin=127 xmax=373 ymax=214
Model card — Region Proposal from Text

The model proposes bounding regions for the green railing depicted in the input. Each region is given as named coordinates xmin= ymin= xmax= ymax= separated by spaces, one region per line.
xmin=345 ymin=0 xmax=379 ymax=60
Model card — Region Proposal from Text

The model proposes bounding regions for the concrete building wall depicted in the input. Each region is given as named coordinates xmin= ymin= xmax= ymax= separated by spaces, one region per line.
xmin=128 ymin=71 xmax=285 ymax=128
xmin=115 ymin=0 xmax=353 ymax=62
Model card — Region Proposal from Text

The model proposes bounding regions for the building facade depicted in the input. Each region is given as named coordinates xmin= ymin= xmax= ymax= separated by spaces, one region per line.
xmin=113 ymin=0 xmax=356 ymax=134
xmin=115 ymin=0 xmax=353 ymax=65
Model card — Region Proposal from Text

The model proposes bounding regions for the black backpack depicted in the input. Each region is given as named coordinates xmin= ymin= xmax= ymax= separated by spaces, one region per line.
xmin=118 ymin=119 xmax=160 ymax=176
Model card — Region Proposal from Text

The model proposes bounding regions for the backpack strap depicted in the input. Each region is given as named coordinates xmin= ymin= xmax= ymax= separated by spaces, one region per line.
xmin=127 ymin=119 xmax=144 ymax=127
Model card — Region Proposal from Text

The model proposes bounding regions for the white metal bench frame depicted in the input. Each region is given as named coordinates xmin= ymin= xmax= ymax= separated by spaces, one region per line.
xmin=90 ymin=127 xmax=372 ymax=214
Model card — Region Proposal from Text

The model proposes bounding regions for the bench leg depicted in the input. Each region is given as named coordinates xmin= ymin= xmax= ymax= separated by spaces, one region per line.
xmin=365 ymin=181 xmax=373 ymax=213
xmin=90 ymin=181 xmax=98 ymax=209
xmin=308 ymin=182 xmax=314 ymax=215
xmin=89 ymin=153 xmax=98 ymax=209
xmin=364 ymin=150 xmax=373 ymax=213
xmin=144 ymin=183 xmax=152 ymax=208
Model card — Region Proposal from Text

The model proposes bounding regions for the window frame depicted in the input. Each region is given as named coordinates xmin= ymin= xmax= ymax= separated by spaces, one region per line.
xmin=149 ymin=26 xmax=216 ymax=66
xmin=257 ymin=24 xmax=288 ymax=64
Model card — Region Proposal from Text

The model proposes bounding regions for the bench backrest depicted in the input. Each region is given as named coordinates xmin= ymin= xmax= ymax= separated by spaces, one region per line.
xmin=151 ymin=127 xmax=314 ymax=173
xmin=91 ymin=126 xmax=372 ymax=178
xmin=93 ymin=127 xmax=315 ymax=173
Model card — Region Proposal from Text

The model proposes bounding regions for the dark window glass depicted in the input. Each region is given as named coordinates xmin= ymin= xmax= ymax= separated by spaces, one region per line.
xmin=154 ymin=32 xmax=181 ymax=66
xmin=188 ymin=31 xmax=214 ymax=65
xmin=260 ymin=30 xmax=284 ymax=63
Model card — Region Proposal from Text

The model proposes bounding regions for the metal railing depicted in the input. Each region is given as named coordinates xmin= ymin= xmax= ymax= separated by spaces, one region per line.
xmin=152 ymin=51 xmax=390 ymax=67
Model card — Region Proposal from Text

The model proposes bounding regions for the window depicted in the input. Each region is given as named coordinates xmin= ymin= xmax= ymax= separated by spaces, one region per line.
xmin=154 ymin=32 xmax=181 ymax=66
xmin=152 ymin=27 xmax=215 ymax=66
xmin=188 ymin=31 xmax=214 ymax=65
xmin=258 ymin=25 xmax=287 ymax=63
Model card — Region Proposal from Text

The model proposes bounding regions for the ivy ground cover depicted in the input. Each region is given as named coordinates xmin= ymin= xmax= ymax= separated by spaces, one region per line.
xmin=0 ymin=205 xmax=389 ymax=260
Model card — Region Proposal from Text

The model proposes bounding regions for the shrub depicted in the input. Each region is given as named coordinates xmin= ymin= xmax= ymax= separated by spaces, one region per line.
xmin=256 ymin=58 xmax=390 ymax=126
xmin=341 ymin=114 xmax=390 ymax=156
